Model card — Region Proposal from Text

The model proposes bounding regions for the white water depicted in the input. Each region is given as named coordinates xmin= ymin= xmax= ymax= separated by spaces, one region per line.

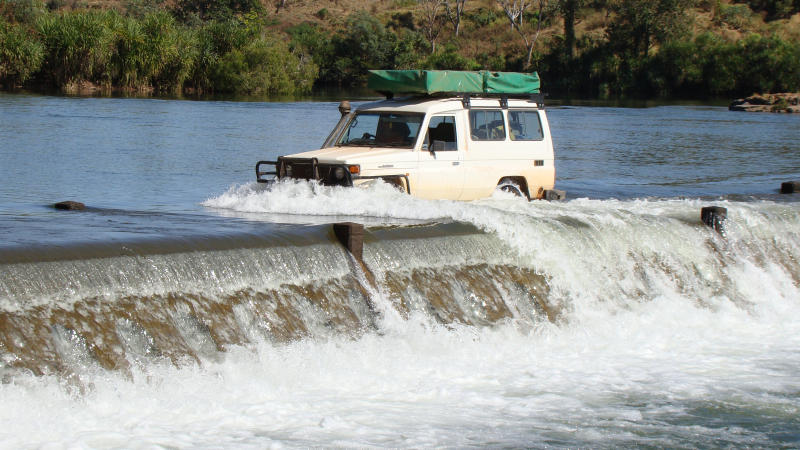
xmin=2 ymin=182 xmax=799 ymax=447
xmin=0 ymin=243 xmax=352 ymax=312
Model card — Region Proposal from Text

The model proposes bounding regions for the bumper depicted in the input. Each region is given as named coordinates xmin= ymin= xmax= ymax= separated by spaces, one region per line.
xmin=256 ymin=157 xmax=410 ymax=194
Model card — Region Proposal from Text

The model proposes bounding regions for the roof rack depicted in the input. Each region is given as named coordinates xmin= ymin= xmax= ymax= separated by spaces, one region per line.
xmin=368 ymin=70 xmax=541 ymax=99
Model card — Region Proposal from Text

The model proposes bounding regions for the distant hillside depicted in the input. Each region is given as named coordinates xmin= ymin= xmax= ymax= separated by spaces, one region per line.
xmin=2 ymin=0 xmax=799 ymax=97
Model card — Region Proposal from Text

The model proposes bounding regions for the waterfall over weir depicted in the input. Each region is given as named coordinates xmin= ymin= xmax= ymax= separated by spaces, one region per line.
xmin=1 ymin=191 xmax=800 ymax=447
xmin=0 ymin=222 xmax=553 ymax=376
xmin=2 ymin=192 xmax=800 ymax=381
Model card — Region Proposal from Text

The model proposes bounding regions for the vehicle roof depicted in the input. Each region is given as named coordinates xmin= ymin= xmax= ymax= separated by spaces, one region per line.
xmin=355 ymin=96 xmax=541 ymax=115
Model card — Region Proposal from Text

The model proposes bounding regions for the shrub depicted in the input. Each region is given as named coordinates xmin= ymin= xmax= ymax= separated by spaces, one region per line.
xmin=467 ymin=7 xmax=497 ymax=27
xmin=191 ymin=19 xmax=316 ymax=95
xmin=1 ymin=0 xmax=46 ymax=24
xmin=392 ymin=29 xmax=426 ymax=69
xmin=735 ymin=33 xmax=800 ymax=94
xmin=141 ymin=11 xmax=194 ymax=90
xmin=324 ymin=11 xmax=398 ymax=85
xmin=174 ymin=0 xmax=264 ymax=24
xmin=189 ymin=19 xmax=250 ymax=91
xmin=287 ymin=21 xmax=332 ymax=71
xmin=422 ymin=44 xmax=479 ymax=70
xmin=387 ymin=11 xmax=414 ymax=31
xmin=108 ymin=14 xmax=145 ymax=87
xmin=206 ymin=35 xmax=316 ymax=95
xmin=125 ymin=0 xmax=163 ymax=19
xmin=714 ymin=3 xmax=754 ymax=30
xmin=744 ymin=0 xmax=800 ymax=20
xmin=35 ymin=10 xmax=115 ymax=87
xmin=0 ymin=18 xmax=44 ymax=85
xmin=476 ymin=51 xmax=507 ymax=71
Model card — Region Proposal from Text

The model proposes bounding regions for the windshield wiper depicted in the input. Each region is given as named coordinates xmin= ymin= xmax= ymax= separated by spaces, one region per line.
xmin=377 ymin=142 xmax=413 ymax=148
xmin=339 ymin=141 xmax=374 ymax=147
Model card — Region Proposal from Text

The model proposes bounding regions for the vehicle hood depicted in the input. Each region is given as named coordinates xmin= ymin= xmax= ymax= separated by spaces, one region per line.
xmin=285 ymin=146 xmax=417 ymax=167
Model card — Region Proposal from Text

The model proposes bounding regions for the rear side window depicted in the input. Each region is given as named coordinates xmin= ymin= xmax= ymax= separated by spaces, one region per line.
xmin=469 ymin=110 xmax=505 ymax=141
xmin=508 ymin=110 xmax=544 ymax=141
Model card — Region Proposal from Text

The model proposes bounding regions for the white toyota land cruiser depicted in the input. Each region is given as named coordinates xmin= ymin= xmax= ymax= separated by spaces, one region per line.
xmin=256 ymin=70 xmax=562 ymax=201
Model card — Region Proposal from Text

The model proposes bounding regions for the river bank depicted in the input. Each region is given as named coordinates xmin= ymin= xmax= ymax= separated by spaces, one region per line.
xmin=730 ymin=93 xmax=800 ymax=112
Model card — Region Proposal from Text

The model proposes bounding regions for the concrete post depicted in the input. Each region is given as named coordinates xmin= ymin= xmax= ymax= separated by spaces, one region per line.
xmin=701 ymin=206 xmax=727 ymax=234
xmin=333 ymin=222 xmax=363 ymax=261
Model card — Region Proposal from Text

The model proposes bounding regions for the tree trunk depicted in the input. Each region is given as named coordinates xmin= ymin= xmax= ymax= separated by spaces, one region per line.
xmin=563 ymin=0 xmax=576 ymax=59
xmin=446 ymin=0 xmax=466 ymax=36
xmin=525 ymin=41 xmax=535 ymax=69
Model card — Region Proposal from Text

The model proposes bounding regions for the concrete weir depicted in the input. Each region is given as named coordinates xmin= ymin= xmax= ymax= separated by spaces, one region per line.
xmin=0 ymin=223 xmax=555 ymax=376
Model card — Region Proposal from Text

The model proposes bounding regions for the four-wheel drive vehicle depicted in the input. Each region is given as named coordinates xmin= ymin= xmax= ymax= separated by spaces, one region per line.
xmin=256 ymin=70 xmax=561 ymax=201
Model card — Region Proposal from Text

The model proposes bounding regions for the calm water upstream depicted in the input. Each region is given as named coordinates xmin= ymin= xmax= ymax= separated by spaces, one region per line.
xmin=0 ymin=93 xmax=799 ymax=448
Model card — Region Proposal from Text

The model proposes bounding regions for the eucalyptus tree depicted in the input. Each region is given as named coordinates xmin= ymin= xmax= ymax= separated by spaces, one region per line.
xmin=445 ymin=0 xmax=467 ymax=36
xmin=497 ymin=0 xmax=556 ymax=69
xmin=418 ymin=0 xmax=446 ymax=53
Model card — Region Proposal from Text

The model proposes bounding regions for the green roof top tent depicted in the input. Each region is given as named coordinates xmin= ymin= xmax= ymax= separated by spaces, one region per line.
xmin=367 ymin=70 xmax=541 ymax=97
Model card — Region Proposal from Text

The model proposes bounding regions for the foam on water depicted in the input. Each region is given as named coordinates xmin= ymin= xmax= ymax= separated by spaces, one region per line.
xmin=0 ymin=243 xmax=351 ymax=312
xmin=1 ymin=302 xmax=798 ymax=447
xmin=1 ymin=181 xmax=798 ymax=447
xmin=206 ymin=181 xmax=800 ymax=321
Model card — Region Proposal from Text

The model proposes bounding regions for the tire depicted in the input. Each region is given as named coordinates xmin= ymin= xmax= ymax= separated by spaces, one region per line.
xmin=384 ymin=176 xmax=408 ymax=194
xmin=497 ymin=179 xmax=525 ymax=197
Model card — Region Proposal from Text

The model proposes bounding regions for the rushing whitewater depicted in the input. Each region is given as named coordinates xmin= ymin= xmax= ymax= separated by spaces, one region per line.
xmin=2 ymin=180 xmax=799 ymax=448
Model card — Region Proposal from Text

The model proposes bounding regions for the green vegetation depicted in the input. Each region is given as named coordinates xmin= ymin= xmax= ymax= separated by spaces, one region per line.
xmin=0 ymin=17 xmax=44 ymax=85
xmin=0 ymin=0 xmax=315 ymax=94
xmin=1 ymin=0 xmax=799 ymax=98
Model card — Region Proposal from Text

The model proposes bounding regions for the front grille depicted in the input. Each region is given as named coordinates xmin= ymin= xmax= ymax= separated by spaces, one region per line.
xmin=280 ymin=158 xmax=352 ymax=187
xmin=285 ymin=160 xmax=317 ymax=180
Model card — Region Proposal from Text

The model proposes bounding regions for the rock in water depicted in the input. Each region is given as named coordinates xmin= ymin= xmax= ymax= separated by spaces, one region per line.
xmin=53 ymin=201 xmax=86 ymax=210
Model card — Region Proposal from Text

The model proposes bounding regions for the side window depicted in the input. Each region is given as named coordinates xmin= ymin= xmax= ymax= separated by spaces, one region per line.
xmin=508 ymin=111 xmax=544 ymax=141
xmin=425 ymin=116 xmax=458 ymax=151
xmin=469 ymin=110 xmax=505 ymax=141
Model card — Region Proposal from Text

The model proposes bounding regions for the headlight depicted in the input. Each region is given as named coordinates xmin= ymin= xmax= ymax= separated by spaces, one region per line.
xmin=334 ymin=167 xmax=345 ymax=180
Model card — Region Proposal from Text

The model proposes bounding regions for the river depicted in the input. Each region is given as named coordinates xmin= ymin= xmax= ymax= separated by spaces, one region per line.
xmin=0 ymin=92 xmax=799 ymax=448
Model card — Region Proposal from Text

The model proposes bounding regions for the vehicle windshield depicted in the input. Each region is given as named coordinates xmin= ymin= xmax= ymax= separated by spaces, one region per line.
xmin=337 ymin=112 xmax=423 ymax=148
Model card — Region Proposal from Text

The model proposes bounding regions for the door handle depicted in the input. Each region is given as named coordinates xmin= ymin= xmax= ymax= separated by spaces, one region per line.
xmin=452 ymin=161 xmax=460 ymax=166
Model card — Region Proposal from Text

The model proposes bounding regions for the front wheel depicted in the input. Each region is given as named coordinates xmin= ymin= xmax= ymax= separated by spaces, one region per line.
xmin=497 ymin=180 xmax=525 ymax=198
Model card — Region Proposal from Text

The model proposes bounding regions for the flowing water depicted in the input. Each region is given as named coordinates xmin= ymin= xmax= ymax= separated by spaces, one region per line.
xmin=1 ymin=93 xmax=799 ymax=448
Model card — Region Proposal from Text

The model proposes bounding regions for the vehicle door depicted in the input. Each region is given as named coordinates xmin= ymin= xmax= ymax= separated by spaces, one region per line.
xmin=416 ymin=114 xmax=465 ymax=200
